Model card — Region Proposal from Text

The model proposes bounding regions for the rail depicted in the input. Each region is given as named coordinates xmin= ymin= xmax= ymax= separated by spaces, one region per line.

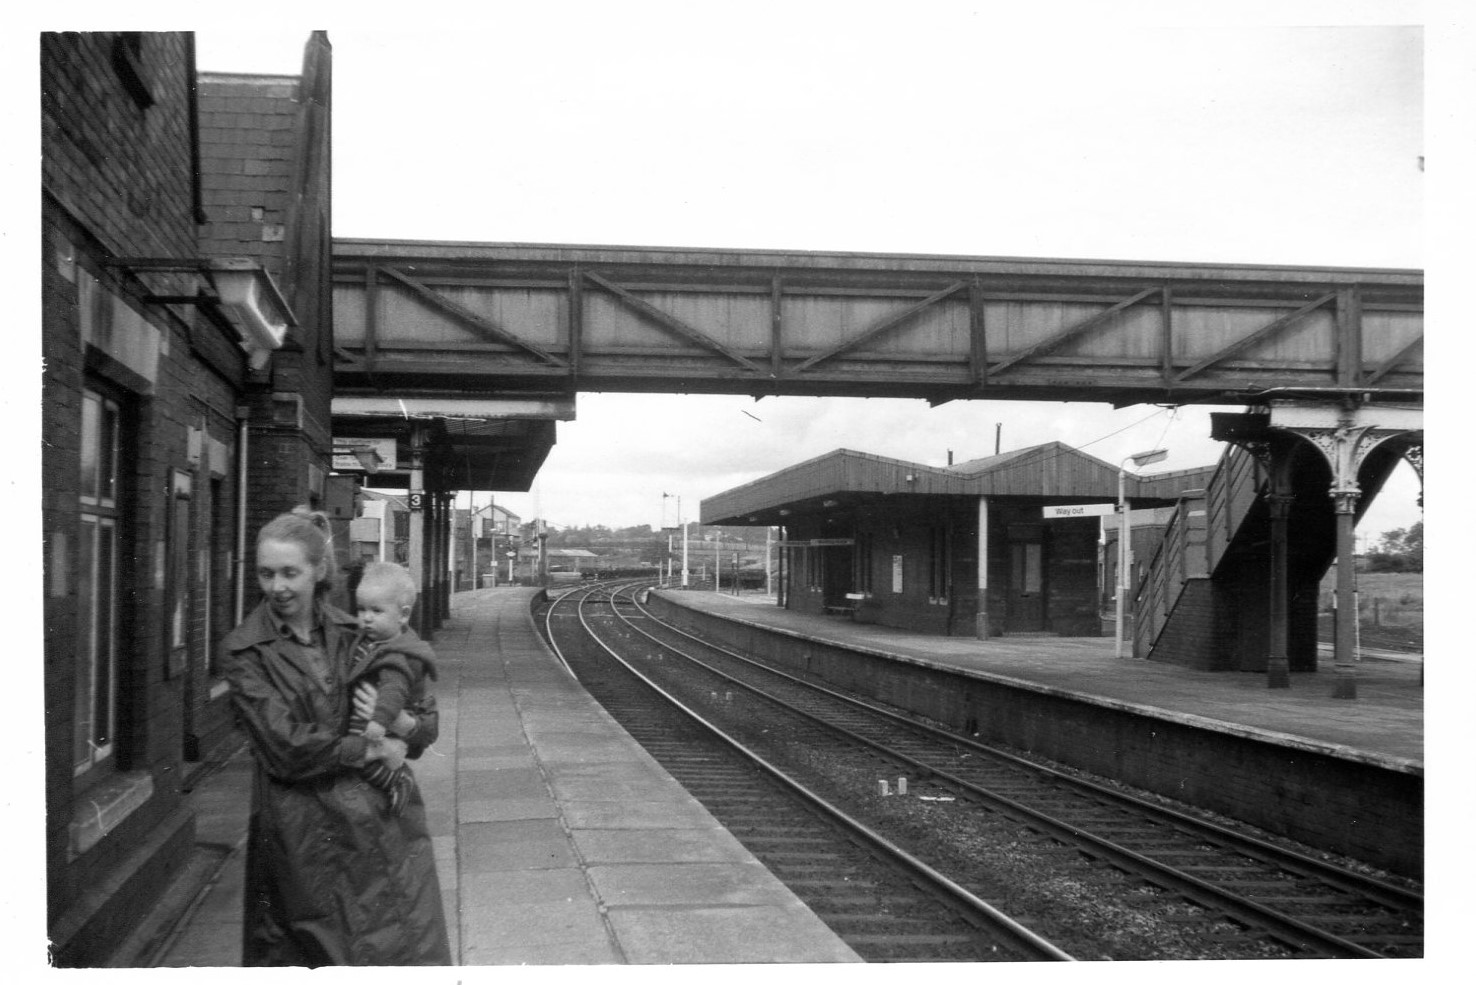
xmin=543 ymin=582 xmax=1074 ymax=961
xmin=623 ymin=586 xmax=1420 ymax=958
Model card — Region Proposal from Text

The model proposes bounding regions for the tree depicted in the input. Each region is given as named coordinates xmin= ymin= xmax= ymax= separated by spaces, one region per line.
xmin=1364 ymin=521 xmax=1422 ymax=573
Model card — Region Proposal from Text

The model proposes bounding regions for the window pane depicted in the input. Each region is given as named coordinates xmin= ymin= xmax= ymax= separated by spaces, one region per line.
xmin=98 ymin=398 xmax=118 ymax=506
xmin=80 ymin=393 xmax=99 ymax=502
xmin=169 ymin=474 xmax=190 ymax=650
xmin=94 ymin=519 xmax=116 ymax=753
xmin=73 ymin=519 xmax=96 ymax=771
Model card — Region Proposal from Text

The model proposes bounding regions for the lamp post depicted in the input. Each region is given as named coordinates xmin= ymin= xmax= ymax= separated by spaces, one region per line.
xmin=469 ymin=493 xmax=478 ymax=591
xmin=1116 ymin=448 xmax=1168 ymax=659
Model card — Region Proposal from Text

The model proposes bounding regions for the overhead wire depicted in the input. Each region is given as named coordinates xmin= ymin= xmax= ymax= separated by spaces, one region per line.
xmin=946 ymin=404 xmax=1212 ymax=484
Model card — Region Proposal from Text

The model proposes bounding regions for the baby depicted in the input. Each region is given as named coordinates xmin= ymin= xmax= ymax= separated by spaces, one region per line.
xmin=349 ymin=562 xmax=438 ymax=816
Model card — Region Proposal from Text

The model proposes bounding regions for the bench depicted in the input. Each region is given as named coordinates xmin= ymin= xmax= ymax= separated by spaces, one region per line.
xmin=823 ymin=593 xmax=868 ymax=617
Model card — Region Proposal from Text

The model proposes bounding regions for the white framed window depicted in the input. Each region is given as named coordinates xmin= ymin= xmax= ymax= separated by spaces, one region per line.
xmin=75 ymin=389 xmax=121 ymax=775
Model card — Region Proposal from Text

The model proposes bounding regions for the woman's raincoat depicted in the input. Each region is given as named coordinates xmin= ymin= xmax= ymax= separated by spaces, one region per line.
xmin=223 ymin=600 xmax=451 ymax=966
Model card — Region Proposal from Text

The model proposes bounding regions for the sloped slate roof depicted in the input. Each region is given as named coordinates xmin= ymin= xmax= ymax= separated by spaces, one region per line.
xmin=702 ymin=441 xmax=1215 ymax=525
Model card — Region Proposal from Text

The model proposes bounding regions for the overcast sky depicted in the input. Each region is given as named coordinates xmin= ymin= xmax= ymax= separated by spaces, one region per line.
xmin=185 ymin=4 xmax=1430 ymax=538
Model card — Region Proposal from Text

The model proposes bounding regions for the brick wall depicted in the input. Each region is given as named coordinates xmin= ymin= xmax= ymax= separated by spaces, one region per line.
xmin=1147 ymin=579 xmax=1237 ymax=670
xmin=42 ymin=32 xmax=201 ymax=941
xmin=785 ymin=498 xmax=1102 ymax=638
xmin=39 ymin=31 xmax=284 ymax=962
xmin=198 ymin=44 xmax=336 ymax=563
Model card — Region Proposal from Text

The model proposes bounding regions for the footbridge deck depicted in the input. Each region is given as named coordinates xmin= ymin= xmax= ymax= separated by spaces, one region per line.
xmin=332 ymin=240 xmax=1423 ymax=407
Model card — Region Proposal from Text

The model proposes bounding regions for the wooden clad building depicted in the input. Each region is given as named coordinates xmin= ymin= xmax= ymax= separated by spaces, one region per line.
xmin=702 ymin=443 xmax=1212 ymax=638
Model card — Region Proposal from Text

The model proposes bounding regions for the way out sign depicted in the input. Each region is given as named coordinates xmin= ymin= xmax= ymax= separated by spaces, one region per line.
xmin=1042 ymin=503 xmax=1116 ymax=519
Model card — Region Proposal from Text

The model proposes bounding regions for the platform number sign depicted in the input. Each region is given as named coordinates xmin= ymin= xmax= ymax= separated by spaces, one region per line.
xmin=408 ymin=492 xmax=426 ymax=511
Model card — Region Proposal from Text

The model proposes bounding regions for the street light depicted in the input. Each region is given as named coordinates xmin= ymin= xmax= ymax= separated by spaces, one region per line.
xmin=1116 ymin=448 xmax=1168 ymax=659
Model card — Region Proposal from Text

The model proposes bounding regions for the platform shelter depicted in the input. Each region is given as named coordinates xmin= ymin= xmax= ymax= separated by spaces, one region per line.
xmin=702 ymin=443 xmax=1211 ymax=638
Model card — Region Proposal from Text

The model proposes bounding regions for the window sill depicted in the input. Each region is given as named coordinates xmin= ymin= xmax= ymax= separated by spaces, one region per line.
xmin=69 ymin=770 xmax=154 ymax=860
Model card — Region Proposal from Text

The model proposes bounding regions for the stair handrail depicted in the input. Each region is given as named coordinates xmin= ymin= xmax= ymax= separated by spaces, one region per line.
xmin=1132 ymin=492 xmax=1195 ymax=656
xmin=1204 ymin=444 xmax=1265 ymax=571
xmin=1132 ymin=442 xmax=1263 ymax=657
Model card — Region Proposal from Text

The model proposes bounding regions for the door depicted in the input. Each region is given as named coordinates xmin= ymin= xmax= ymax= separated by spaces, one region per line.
xmin=821 ymin=545 xmax=853 ymax=609
xmin=1005 ymin=524 xmax=1046 ymax=632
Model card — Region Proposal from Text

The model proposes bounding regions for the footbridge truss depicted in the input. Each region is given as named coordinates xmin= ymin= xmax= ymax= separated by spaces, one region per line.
xmin=332 ymin=240 xmax=1423 ymax=407
xmin=329 ymin=241 xmax=1422 ymax=695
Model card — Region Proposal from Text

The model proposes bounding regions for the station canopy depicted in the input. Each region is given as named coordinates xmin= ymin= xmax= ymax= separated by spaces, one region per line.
xmin=331 ymin=395 xmax=574 ymax=492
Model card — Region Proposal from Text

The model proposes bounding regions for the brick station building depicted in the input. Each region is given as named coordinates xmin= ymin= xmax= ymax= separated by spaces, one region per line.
xmin=41 ymin=32 xmax=333 ymax=965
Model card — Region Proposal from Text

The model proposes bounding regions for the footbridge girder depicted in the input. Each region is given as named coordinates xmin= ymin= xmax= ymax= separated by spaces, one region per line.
xmin=331 ymin=240 xmax=1423 ymax=407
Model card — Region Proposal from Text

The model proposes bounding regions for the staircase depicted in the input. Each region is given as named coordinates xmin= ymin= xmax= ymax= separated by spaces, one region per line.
xmin=1132 ymin=441 xmax=1397 ymax=671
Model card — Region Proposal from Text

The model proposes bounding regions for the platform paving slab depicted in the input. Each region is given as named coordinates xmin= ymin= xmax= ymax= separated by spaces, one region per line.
xmin=561 ymin=797 xmax=723 ymax=829
xmin=607 ymin=905 xmax=862 ymax=964
xmin=457 ymin=818 xmax=579 ymax=873
xmin=460 ymin=897 xmax=610 ymax=952
xmin=586 ymin=861 xmax=809 ymax=907
xmin=572 ymin=826 xmax=757 ymax=865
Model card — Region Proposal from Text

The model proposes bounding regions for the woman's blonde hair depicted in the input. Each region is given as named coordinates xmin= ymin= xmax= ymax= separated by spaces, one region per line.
xmin=257 ymin=506 xmax=338 ymax=596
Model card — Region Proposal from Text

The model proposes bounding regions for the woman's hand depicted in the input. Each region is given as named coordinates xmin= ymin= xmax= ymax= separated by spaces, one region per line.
xmin=353 ymin=682 xmax=378 ymax=724
xmin=391 ymin=709 xmax=419 ymax=738
xmin=366 ymin=736 xmax=408 ymax=772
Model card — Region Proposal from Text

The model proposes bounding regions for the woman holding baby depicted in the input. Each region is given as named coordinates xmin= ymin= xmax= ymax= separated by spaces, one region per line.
xmin=222 ymin=506 xmax=450 ymax=966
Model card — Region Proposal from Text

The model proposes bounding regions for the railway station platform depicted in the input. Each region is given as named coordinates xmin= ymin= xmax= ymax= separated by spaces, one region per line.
xmin=126 ymin=588 xmax=860 ymax=968
xmin=658 ymin=590 xmax=1424 ymax=766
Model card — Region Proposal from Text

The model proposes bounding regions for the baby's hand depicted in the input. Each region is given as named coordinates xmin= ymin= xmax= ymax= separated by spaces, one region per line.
xmin=392 ymin=709 xmax=418 ymax=737
xmin=380 ymin=739 xmax=407 ymax=772
xmin=353 ymin=682 xmax=378 ymax=724
xmin=362 ymin=720 xmax=387 ymax=741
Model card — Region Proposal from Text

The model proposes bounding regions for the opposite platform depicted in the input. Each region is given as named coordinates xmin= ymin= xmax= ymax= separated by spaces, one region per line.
xmin=649 ymin=589 xmax=1422 ymax=876
xmin=149 ymin=588 xmax=859 ymax=966
xmin=661 ymin=590 xmax=1422 ymax=767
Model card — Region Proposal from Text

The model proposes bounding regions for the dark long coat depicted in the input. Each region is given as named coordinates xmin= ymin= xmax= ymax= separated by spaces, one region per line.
xmin=223 ymin=600 xmax=451 ymax=966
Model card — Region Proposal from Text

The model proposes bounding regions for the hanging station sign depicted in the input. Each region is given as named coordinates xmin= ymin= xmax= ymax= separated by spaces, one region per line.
xmin=332 ymin=436 xmax=398 ymax=472
xmin=1041 ymin=503 xmax=1116 ymax=519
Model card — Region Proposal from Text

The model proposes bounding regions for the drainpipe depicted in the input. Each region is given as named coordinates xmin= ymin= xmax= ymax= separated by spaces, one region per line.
xmin=234 ymin=405 xmax=250 ymax=624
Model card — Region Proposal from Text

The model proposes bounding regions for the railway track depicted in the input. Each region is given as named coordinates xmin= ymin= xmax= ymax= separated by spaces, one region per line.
xmin=543 ymin=582 xmax=1073 ymax=963
xmin=546 ymin=582 xmax=1422 ymax=960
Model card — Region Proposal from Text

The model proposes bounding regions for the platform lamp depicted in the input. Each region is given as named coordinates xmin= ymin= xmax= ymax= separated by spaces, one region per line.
xmin=663 ymin=493 xmax=689 ymax=587
xmin=1116 ymin=448 xmax=1169 ymax=659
